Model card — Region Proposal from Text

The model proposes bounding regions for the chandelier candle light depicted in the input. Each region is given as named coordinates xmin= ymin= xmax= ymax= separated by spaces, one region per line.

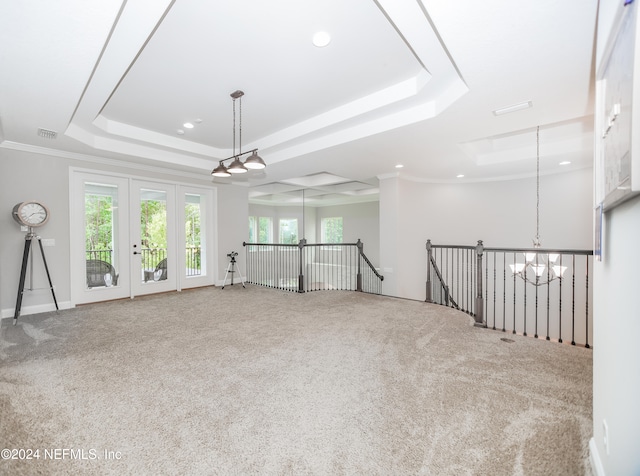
xmin=509 ymin=126 xmax=567 ymax=286
xmin=211 ymin=90 xmax=266 ymax=177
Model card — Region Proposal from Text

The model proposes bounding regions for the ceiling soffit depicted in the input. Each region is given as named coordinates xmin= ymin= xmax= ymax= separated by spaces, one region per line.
xmin=248 ymin=172 xmax=379 ymax=207
xmin=459 ymin=117 xmax=595 ymax=166
xmin=64 ymin=0 xmax=467 ymax=172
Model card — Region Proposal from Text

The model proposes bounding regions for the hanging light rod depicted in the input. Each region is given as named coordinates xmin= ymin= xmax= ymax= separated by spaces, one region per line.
xmin=211 ymin=90 xmax=266 ymax=178
xmin=508 ymin=125 xmax=567 ymax=286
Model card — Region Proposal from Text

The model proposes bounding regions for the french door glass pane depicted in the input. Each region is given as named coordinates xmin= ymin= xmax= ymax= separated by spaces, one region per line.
xmin=85 ymin=183 xmax=120 ymax=288
xmin=140 ymin=189 xmax=168 ymax=283
xmin=185 ymin=194 xmax=202 ymax=277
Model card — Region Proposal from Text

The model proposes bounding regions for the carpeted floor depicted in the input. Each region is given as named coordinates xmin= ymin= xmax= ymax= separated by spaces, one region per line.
xmin=1 ymin=285 xmax=592 ymax=475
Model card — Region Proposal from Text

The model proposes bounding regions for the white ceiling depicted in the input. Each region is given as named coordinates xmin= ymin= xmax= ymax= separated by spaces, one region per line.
xmin=0 ymin=0 xmax=598 ymax=205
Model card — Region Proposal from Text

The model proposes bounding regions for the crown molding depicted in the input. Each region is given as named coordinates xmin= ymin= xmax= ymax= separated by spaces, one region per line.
xmin=0 ymin=140 xmax=212 ymax=182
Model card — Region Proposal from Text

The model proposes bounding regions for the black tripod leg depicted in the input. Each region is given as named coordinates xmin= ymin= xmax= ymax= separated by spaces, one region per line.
xmin=38 ymin=238 xmax=59 ymax=311
xmin=14 ymin=238 xmax=32 ymax=325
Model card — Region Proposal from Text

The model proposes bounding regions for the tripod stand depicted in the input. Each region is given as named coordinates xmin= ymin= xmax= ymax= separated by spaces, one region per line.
xmin=14 ymin=229 xmax=59 ymax=325
xmin=221 ymin=254 xmax=245 ymax=289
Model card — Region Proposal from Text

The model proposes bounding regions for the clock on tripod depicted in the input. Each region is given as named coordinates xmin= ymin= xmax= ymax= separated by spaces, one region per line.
xmin=12 ymin=201 xmax=58 ymax=325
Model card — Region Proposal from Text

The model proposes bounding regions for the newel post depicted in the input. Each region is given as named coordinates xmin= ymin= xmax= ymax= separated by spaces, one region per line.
xmin=298 ymin=238 xmax=307 ymax=293
xmin=475 ymin=240 xmax=485 ymax=326
xmin=426 ymin=240 xmax=432 ymax=303
xmin=356 ymin=239 xmax=363 ymax=292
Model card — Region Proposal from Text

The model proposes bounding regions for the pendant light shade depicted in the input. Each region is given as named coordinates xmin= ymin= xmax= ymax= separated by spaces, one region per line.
xmin=227 ymin=156 xmax=248 ymax=174
xmin=211 ymin=162 xmax=231 ymax=177
xmin=243 ymin=150 xmax=266 ymax=170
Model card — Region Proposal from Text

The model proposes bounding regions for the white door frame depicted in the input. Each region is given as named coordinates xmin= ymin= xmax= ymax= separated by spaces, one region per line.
xmin=69 ymin=168 xmax=216 ymax=306
xmin=130 ymin=180 xmax=177 ymax=296
xmin=70 ymin=171 xmax=131 ymax=304
xmin=177 ymin=185 xmax=215 ymax=290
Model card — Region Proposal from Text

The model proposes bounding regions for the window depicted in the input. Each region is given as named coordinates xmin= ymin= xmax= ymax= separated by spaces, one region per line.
xmin=249 ymin=216 xmax=273 ymax=243
xmin=248 ymin=216 xmax=257 ymax=243
xmin=185 ymin=194 xmax=202 ymax=276
xmin=279 ymin=218 xmax=298 ymax=244
xmin=321 ymin=217 xmax=343 ymax=243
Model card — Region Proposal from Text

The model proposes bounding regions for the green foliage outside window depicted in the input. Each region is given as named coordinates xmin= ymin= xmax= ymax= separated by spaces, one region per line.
xmin=185 ymin=202 xmax=201 ymax=269
xmin=249 ymin=216 xmax=274 ymax=243
xmin=279 ymin=219 xmax=298 ymax=244
xmin=322 ymin=217 xmax=343 ymax=243
xmin=259 ymin=217 xmax=272 ymax=243
xmin=85 ymin=194 xmax=114 ymax=262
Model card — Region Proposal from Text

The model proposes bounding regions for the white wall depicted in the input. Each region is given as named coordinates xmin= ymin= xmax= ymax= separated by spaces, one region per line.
xmin=590 ymin=1 xmax=640 ymax=474
xmin=315 ymin=202 xmax=380 ymax=265
xmin=592 ymin=196 xmax=640 ymax=475
xmin=248 ymin=201 xmax=380 ymax=265
xmin=249 ymin=204 xmax=309 ymax=243
xmin=217 ymin=185 xmax=249 ymax=283
xmin=379 ymin=168 xmax=593 ymax=300
xmin=0 ymin=149 xmax=72 ymax=314
xmin=0 ymin=147 xmax=247 ymax=315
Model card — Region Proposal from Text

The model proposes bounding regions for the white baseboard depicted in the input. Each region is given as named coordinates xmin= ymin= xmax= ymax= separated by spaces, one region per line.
xmin=1 ymin=301 xmax=73 ymax=320
xmin=217 ymin=276 xmax=246 ymax=287
xmin=589 ymin=437 xmax=605 ymax=476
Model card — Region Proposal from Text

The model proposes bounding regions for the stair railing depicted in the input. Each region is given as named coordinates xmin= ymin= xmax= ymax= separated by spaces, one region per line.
xmin=244 ymin=239 xmax=383 ymax=295
xmin=426 ymin=239 xmax=593 ymax=347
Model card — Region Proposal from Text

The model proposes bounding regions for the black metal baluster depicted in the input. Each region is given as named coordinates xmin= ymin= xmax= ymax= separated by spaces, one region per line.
xmin=502 ymin=252 xmax=506 ymax=332
xmin=558 ymin=254 xmax=563 ymax=343
xmin=571 ymin=254 xmax=576 ymax=345
xmin=492 ymin=252 xmax=496 ymax=330
xmin=585 ymin=256 xmax=590 ymax=349
xmin=443 ymin=248 xmax=447 ymax=302
xmin=546 ymin=254 xmax=551 ymax=341
xmin=534 ymin=254 xmax=539 ymax=339
xmin=269 ymin=246 xmax=273 ymax=288
xmin=469 ymin=248 xmax=472 ymax=314
xmin=513 ymin=252 xmax=517 ymax=335
xmin=523 ymin=257 xmax=527 ymax=337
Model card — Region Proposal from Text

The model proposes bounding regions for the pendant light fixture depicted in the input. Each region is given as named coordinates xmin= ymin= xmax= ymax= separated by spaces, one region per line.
xmin=211 ymin=90 xmax=266 ymax=178
xmin=509 ymin=126 xmax=567 ymax=286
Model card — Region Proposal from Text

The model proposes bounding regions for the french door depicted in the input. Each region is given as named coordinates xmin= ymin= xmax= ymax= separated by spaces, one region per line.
xmin=70 ymin=170 xmax=214 ymax=305
xmin=130 ymin=181 xmax=176 ymax=296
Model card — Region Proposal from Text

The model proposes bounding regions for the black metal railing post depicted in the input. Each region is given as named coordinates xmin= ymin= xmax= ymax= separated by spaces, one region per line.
xmin=298 ymin=238 xmax=306 ymax=293
xmin=356 ymin=239 xmax=363 ymax=292
xmin=426 ymin=239 xmax=432 ymax=303
xmin=475 ymin=240 xmax=485 ymax=326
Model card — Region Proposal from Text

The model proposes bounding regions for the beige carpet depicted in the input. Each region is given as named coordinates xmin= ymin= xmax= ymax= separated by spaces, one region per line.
xmin=1 ymin=285 xmax=592 ymax=475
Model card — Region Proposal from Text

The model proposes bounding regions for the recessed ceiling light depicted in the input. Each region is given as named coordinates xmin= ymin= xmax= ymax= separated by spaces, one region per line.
xmin=559 ymin=161 xmax=571 ymax=165
xmin=183 ymin=122 xmax=194 ymax=129
xmin=395 ymin=164 xmax=404 ymax=169
xmin=313 ymin=31 xmax=331 ymax=48
xmin=456 ymin=174 xmax=465 ymax=178
xmin=492 ymin=100 xmax=533 ymax=116
xmin=176 ymin=129 xmax=185 ymax=135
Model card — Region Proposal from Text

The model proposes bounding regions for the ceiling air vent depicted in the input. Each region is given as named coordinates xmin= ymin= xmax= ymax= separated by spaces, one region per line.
xmin=37 ymin=128 xmax=57 ymax=139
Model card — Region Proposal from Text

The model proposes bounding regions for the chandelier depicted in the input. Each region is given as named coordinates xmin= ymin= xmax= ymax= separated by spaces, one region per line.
xmin=211 ymin=90 xmax=266 ymax=177
xmin=509 ymin=126 xmax=567 ymax=286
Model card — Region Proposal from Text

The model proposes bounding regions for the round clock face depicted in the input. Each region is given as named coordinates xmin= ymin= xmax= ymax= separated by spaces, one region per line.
xmin=13 ymin=201 xmax=50 ymax=227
